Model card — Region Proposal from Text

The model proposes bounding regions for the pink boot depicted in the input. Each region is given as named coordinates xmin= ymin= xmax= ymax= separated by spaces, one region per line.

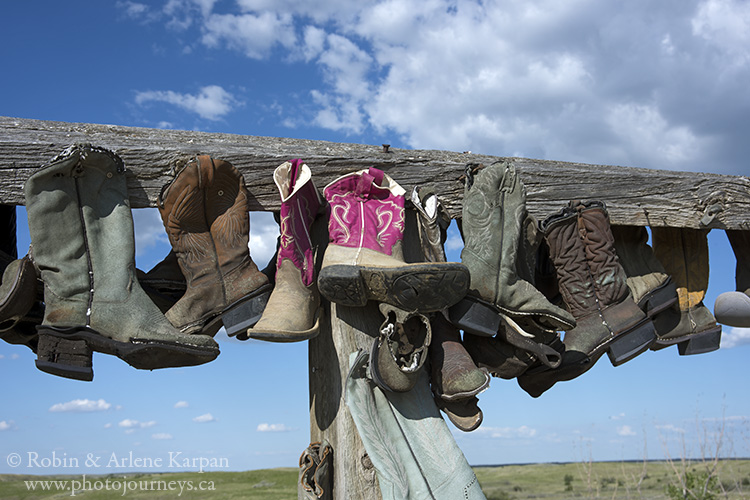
xmin=243 ymin=160 xmax=326 ymax=342
xmin=318 ymin=168 xmax=469 ymax=311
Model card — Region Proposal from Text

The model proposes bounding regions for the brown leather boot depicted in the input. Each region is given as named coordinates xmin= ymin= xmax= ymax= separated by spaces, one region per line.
xmin=651 ymin=227 xmax=721 ymax=354
xmin=518 ymin=201 xmax=655 ymax=397
xmin=158 ymin=155 xmax=271 ymax=336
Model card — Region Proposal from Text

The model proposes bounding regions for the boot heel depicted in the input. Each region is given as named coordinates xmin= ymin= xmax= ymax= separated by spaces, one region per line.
xmin=639 ymin=279 xmax=678 ymax=317
xmin=222 ymin=286 xmax=273 ymax=337
xmin=448 ymin=296 xmax=502 ymax=337
xmin=606 ymin=320 xmax=656 ymax=366
xmin=35 ymin=331 xmax=93 ymax=381
xmin=318 ymin=265 xmax=367 ymax=307
xmin=677 ymin=327 xmax=721 ymax=355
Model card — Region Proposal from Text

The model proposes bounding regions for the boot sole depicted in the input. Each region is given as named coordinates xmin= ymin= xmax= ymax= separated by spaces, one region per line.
xmin=448 ymin=296 xmax=503 ymax=337
xmin=221 ymin=285 xmax=273 ymax=337
xmin=638 ymin=279 xmax=678 ymax=318
xmin=241 ymin=308 xmax=321 ymax=343
xmin=35 ymin=326 xmax=220 ymax=381
xmin=651 ymin=324 xmax=722 ymax=355
xmin=318 ymin=263 xmax=469 ymax=311
xmin=606 ymin=319 xmax=657 ymax=366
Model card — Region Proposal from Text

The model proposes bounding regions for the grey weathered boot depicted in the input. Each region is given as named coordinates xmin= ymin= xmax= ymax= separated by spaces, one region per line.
xmin=448 ymin=161 xmax=575 ymax=337
xmin=244 ymin=160 xmax=326 ymax=342
xmin=25 ymin=144 xmax=220 ymax=381
xmin=651 ymin=227 xmax=721 ymax=354
xmin=714 ymin=230 xmax=750 ymax=327
xmin=346 ymin=350 xmax=487 ymax=499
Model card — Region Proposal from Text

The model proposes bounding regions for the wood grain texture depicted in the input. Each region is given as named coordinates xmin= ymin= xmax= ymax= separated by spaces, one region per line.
xmin=2 ymin=116 xmax=749 ymax=229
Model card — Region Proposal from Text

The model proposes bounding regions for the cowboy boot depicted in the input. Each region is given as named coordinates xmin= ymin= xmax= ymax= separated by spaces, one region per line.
xmin=299 ymin=441 xmax=333 ymax=500
xmin=25 ymin=144 xmax=219 ymax=381
xmin=0 ymin=205 xmax=42 ymax=351
xmin=411 ymin=186 xmax=489 ymax=432
xmin=429 ymin=312 xmax=489 ymax=400
xmin=318 ymin=167 xmax=469 ymax=312
xmin=651 ymin=227 xmax=721 ymax=354
xmin=518 ymin=201 xmax=655 ymax=397
xmin=346 ymin=351 xmax=486 ymax=499
xmin=448 ymin=161 xmax=575 ymax=337
xmin=158 ymin=155 xmax=271 ymax=336
xmin=0 ymin=254 xmax=41 ymax=351
xmin=463 ymin=323 xmax=564 ymax=380
xmin=412 ymin=187 xmax=490 ymax=390
xmin=137 ymin=250 xmax=186 ymax=314
xmin=714 ymin=230 xmax=750 ymax=327
xmin=371 ymin=303 xmax=432 ymax=393
xmin=612 ymin=225 xmax=678 ymax=321
xmin=243 ymin=160 xmax=325 ymax=342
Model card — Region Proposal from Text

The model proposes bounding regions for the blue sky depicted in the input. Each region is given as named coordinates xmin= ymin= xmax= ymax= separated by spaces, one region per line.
xmin=2 ymin=0 xmax=750 ymax=475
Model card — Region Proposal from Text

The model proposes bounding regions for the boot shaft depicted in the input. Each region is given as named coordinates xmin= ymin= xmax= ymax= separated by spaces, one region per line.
xmin=323 ymin=167 xmax=405 ymax=258
xmin=460 ymin=161 xmax=519 ymax=301
xmin=200 ymin=156 xmax=254 ymax=276
xmin=25 ymin=145 xmax=135 ymax=325
xmin=726 ymin=230 xmax=750 ymax=295
xmin=275 ymin=160 xmax=323 ymax=287
xmin=411 ymin=186 xmax=450 ymax=263
xmin=576 ymin=201 xmax=629 ymax=305
xmin=652 ymin=226 xmax=709 ymax=310
xmin=612 ymin=224 xmax=673 ymax=310
xmin=159 ymin=157 xmax=217 ymax=288
xmin=0 ymin=205 xmax=17 ymax=260
xmin=541 ymin=206 xmax=597 ymax=318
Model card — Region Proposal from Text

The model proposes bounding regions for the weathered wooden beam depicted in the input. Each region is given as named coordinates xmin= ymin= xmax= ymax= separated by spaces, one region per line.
xmin=1 ymin=116 xmax=748 ymax=229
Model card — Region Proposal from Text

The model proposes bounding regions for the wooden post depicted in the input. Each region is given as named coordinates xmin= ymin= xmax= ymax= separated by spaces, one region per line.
xmin=1 ymin=116 xmax=750 ymax=499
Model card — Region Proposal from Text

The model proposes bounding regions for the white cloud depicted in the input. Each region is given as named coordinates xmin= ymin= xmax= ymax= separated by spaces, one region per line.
xmin=104 ymin=423 xmax=113 ymax=429
xmin=49 ymin=399 xmax=112 ymax=413
xmin=201 ymin=12 xmax=294 ymax=59
xmin=249 ymin=211 xmax=279 ymax=270
xmin=174 ymin=401 xmax=189 ymax=409
xmin=610 ymin=413 xmax=626 ymax=420
xmin=256 ymin=423 xmax=294 ymax=432
xmin=475 ymin=425 xmax=537 ymax=439
xmin=193 ymin=413 xmax=217 ymax=423
xmin=152 ymin=433 xmax=174 ymax=440
xmin=692 ymin=0 xmax=750 ymax=66
xmin=0 ymin=421 xmax=11 ymax=431
xmin=132 ymin=208 xmax=169 ymax=257
xmin=135 ymin=85 xmax=241 ymax=120
xmin=124 ymin=0 xmax=750 ymax=175
xmin=617 ymin=425 xmax=637 ymax=437
xmin=119 ymin=419 xmax=157 ymax=429
xmin=721 ymin=327 xmax=750 ymax=349
xmin=656 ymin=423 xmax=686 ymax=434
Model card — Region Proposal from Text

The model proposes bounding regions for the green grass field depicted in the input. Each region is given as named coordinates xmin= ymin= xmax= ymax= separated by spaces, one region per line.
xmin=2 ymin=460 xmax=748 ymax=499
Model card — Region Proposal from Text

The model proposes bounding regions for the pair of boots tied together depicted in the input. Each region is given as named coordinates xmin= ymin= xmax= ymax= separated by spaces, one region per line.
xmin=25 ymin=145 xmax=219 ymax=381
